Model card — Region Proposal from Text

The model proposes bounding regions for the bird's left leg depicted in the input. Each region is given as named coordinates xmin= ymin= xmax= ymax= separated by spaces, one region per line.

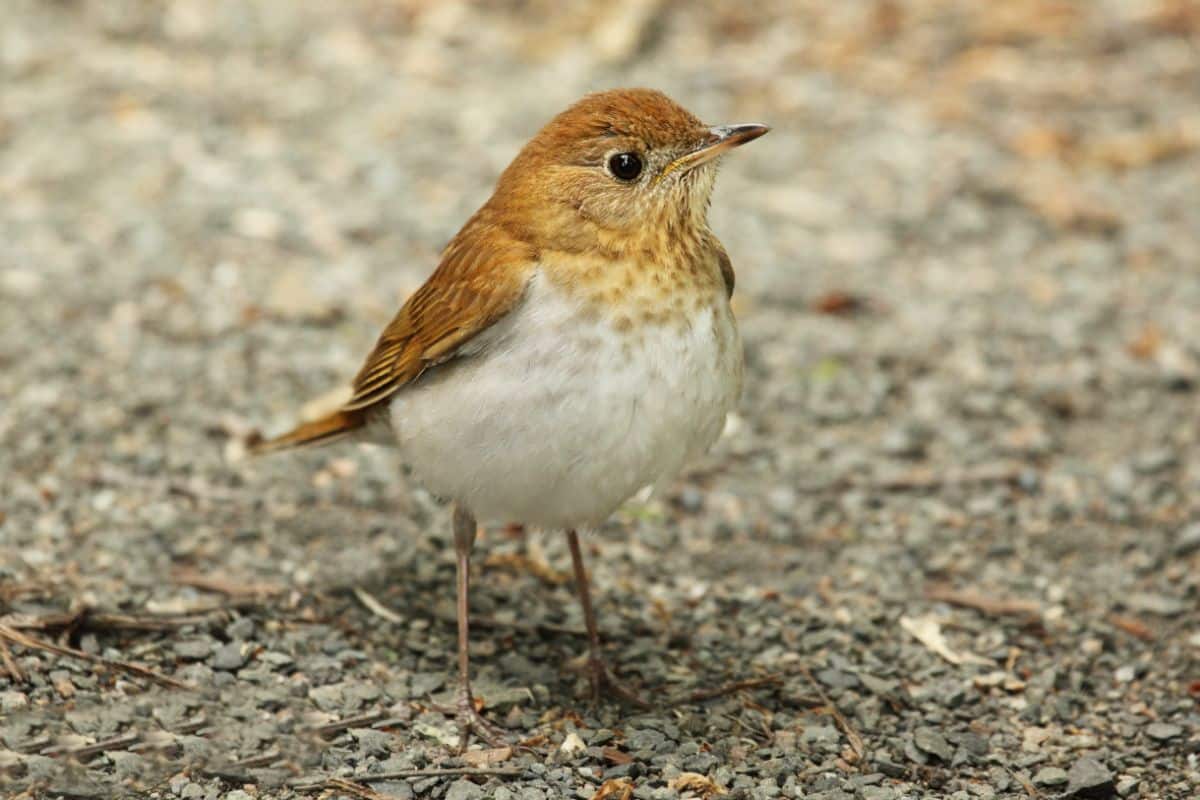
xmin=565 ymin=529 xmax=650 ymax=708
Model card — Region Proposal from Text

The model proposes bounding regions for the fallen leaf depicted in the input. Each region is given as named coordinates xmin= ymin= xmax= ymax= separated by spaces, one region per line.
xmin=900 ymin=614 xmax=991 ymax=666
xmin=602 ymin=747 xmax=634 ymax=764
xmin=1128 ymin=324 xmax=1163 ymax=361
xmin=559 ymin=731 xmax=587 ymax=756
xmin=1107 ymin=613 xmax=1155 ymax=642
xmin=461 ymin=746 xmax=513 ymax=767
xmin=812 ymin=290 xmax=868 ymax=316
xmin=590 ymin=778 xmax=634 ymax=800
xmin=668 ymin=772 xmax=727 ymax=799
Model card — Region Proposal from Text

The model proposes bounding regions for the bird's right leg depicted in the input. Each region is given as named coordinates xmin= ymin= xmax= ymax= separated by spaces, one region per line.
xmin=447 ymin=504 xmax=510 ymax=749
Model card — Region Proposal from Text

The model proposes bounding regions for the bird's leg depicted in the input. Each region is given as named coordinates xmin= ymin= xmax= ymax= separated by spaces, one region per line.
xmin=448 ymin=504 xmax=509 ymax=749
xmin=566 ymin=529 xmax=650 ymax=708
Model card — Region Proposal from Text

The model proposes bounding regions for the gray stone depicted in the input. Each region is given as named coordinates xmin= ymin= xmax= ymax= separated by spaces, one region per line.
xmin=349 ymin=727 xmax=394 ymax=757
xmin=0 ymin=691 xmax=29 ymax=713
xmin=445 ymin=779 xmax=484 ymax=800
xmin=1034 ymin=767 xmax=1069 ymax=787
xmin=912 ymin=728 xmax=953 ymax=762
xmin=1066 ymin=757 xmax=1114 ymax=798
xmin=1173 ymin=523 xmax=1200 ymax=556
xmin=1145 ymin=722 xmax=1183 ymax=741
xmin=173 ymin=640 xmax=213 ymax=660
xmin=211 ymin=641 xmax=250 ymax=671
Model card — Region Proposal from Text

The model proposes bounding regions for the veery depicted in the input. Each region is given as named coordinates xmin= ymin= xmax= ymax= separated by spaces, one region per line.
xmin=254 ymin=88 xmax=768 ymax=743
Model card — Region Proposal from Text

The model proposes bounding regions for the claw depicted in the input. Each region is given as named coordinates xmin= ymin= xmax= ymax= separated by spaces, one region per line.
xmin=586 ymin=656 xmax=651 ymax=709
xmin=426 ymin=689 xmax=513 ymax=751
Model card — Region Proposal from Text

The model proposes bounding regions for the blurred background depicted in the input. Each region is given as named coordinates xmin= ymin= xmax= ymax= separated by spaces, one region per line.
xmin=2 ymin=1 xmax=1199 ymax=797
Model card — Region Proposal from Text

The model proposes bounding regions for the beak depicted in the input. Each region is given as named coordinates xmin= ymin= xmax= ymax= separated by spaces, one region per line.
xmin=662 ymin=123 xmax=770 ymax=179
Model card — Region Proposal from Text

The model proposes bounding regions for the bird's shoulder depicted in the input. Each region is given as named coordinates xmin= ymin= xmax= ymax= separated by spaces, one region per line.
xmin=343 ymin=210 xmax=537 ymax=412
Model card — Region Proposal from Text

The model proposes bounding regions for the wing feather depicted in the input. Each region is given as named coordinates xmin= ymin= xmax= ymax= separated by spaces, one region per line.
xmin=343 ymin=217 xmax=536 ymax=412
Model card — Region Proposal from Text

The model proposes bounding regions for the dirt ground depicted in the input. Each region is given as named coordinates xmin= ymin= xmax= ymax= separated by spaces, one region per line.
xmin=2 ymin=2 xmax=1199 ymax=798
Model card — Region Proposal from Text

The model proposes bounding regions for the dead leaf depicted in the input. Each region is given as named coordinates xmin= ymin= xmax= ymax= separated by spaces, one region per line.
xmin=1010 ymin=126 xmax=1076 ymax=160
xmin=601 ymin=747 xmax=634 ymax=764
xmin=590 ymin=778 xmax=634 ymax=800
xmin=668 ymin=772 xmax=727 ymax=799
xmin=1128 ymin=324 xmax=1163 ymax=361
xmin=925 ymin=585 xmax=1042 ymax=620
xmin=1107 ymin=613 xmax=1155 ymax=642
xmin=1018 ymin=178 xmax=1122 ymax=234
xmin=900 ymin=614 xmax=991 ymax=666
xmin=461 ymin=746 xmax=513 ymax=767
xmin=1080 ymin=126 xmax=1198 ymax=171
xmin=812 ymin=290 xmax=868 ymax=316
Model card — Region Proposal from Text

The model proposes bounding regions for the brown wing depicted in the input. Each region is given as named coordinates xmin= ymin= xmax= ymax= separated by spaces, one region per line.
xmin=344 ymin=219 xmax=536 ymax=412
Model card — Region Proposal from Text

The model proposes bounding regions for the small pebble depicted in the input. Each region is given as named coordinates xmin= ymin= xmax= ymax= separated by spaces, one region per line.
xmin=1144 ymin=722 xmax=1182 ymax=741
xmin=1034 ymin=766 xmax=1069 ymax=787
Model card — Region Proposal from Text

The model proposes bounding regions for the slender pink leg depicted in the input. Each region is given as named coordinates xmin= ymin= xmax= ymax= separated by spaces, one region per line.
xmin=566 ymin=529 xmax=650 ymax=708
xmin=449 ymin=505 xmax=509 ymax=748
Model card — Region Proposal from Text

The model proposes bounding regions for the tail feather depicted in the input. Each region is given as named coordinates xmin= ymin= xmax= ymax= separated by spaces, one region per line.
xmin=249 ymin=409 xmax=366 ymax=454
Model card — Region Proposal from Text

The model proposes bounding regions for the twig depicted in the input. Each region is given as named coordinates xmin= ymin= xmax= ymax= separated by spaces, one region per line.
xmin=310 ymin=709 xmax=386 ymax=736
xmin=0 ymin=624 xmax=192 ymax=691
xmin=291 ymin=766 xmax=523 ymax=789
xmin=862 ymin=463 xmax=1025 ymax=493
xmin=49 ymin=732 xmax=141 ymax=760
xmin=924 ymin=585 xmax=1042 ymax=619
xmin=172 ymin=568 xmax=284 ymax=597
xmin=670 ymin=675 xmax=781 ymax=705
xmin=0 ymin=635 xmax=26 ymax=682
xmin=198 ymin=747 xmax=284 ymax=783
xmin=1107 ymin=613 xmax=1155 ymax=641
xmin=1 ymin=608 xmax=234 ymax=633
xmin=800 ymin=665 xmax=865 ymax=761
xmin=353 ymin=587 xmax=405 ymax=624
xmin=311 ymin=778 xmax=395 ymax=800
xmin=1007 ymin=766 xmax=1041 ymax=798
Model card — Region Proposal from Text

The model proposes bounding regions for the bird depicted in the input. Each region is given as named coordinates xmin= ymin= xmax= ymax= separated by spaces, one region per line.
xmin=252 ymin=88 xmax=767 ymax=744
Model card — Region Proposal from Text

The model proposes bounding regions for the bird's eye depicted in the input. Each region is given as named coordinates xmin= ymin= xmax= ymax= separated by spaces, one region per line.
xmin=607 ymin=152 xmax=643 ymax=181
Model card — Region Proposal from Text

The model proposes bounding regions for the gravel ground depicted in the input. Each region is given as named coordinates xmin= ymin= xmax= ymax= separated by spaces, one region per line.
xmin=3 ymin=2 xmax=1199 ymax=798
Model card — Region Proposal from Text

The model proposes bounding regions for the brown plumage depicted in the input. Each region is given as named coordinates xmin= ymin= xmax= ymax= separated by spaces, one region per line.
xmin=251 ymin=88 xmax=767 ymax=745
xmin=252 ymin=89 xmax=756 ymax=454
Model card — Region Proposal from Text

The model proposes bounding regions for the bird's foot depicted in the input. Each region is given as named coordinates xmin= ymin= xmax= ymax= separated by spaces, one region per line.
xmin=586 ymin=656 xmax=652 ymax=709
xmin=428 ymin=689 xmax=512 ymax=751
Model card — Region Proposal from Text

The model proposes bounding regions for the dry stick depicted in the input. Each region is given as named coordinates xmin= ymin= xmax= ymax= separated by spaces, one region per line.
xmin=291 ymin=766 xmax=524 ymax=789
xmin=172 ymin=568 xmax=284 ymax=597
xmin=50 ymin=732 xmax=142 ymax=760
xmin=671 ymin=674 xmax=781 ymax=705
xmin=0 ymin=624 xmax=192 ymax=691
xmin=924 ymin=585 xmax=1042 ymax=619
xmin=1007 ymin=766 xmax=1041 ymax=798
xmin=799 ymin=665 xmax=865 ymax=761
xmin=310 ymin=709 xmax=387 ymax=736
xmin=198 ymin=747 xmax=285 ymax=783
xmin=2 ymin=608 xmax=235 ymax=633
xmin=0 ymin=635 xmax=26 ymax=682
xmin=315 ymin=778 xmax=394 ymax=800
xmin=353 ymin=586 xmax=405 ymax=624
xmin=863 ymin=463 xmax=1025 ymax=493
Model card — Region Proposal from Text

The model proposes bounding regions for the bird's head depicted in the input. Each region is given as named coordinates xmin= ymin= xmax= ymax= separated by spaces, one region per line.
xmin=490 ymin=88 xmax=768 ymax=254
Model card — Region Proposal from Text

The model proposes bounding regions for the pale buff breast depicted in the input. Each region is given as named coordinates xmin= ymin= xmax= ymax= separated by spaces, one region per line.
xmin=387 ymin=266 xmax=741 ymax=529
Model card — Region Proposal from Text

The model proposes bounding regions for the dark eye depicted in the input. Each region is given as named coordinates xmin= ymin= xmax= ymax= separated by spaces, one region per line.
xmin=607 ymin=152 xmax=643 ymax=181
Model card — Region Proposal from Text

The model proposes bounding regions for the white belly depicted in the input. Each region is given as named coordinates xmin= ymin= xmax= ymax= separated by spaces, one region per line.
xmin=387 ymin=271 xmax=742 ymax=529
